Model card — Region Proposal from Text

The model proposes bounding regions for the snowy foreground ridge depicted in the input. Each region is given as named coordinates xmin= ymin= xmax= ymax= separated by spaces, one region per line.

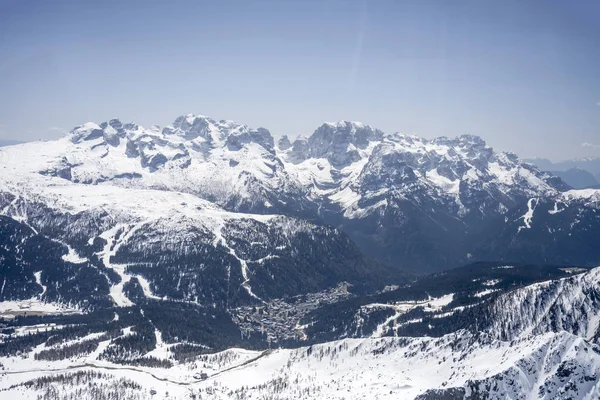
xmin=2 ymin=268 xmax=600 ymax=399
xmin=1 ymin=331 xmax=599 ymax=399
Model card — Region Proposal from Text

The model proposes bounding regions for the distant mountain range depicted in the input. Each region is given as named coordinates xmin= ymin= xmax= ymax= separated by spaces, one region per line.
xmin=550 ymin=168 xmax=599 ymax=189
xmin=526 ymin=157 xmax=600 ymax=188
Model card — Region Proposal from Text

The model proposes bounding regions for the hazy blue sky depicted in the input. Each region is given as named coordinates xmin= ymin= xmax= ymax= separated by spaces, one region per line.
xmin=1 ymin=0 xmax=599 ymax=160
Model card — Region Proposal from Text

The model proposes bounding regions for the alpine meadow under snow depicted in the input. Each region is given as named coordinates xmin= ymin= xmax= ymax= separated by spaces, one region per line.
xmin=1 ymin=114 xmax=599 ymax=399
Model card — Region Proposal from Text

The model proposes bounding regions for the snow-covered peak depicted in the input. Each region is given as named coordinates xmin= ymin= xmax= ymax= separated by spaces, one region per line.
xmin=163 ymin=114 xmax=220 ymax=142
xmin=66 ymin=113 xmax=277 ymax=159
xmin=160 ymin=113 xmax=275 ymax=152
xmin=17 ymin=116 xmax=569 ymax=223
xmin=322 ymin=120 xmax=366 ymax=129
xmin=1 ymin=114 xmax=577 ymax=273
xmin=293 ymin=121 xmax=384 ymax=168
xmin=69 ymin=122 xmax=104 ymax=143
xmin=70 ymin=119 xmax=145 ymax=147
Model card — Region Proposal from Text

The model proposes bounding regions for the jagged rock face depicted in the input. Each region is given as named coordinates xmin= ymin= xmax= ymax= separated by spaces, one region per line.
xmin=303 ymin=121 xmax=384 ymax=168
xmin=226 ymin=127 xmax=274 ymax=153
xmin=61 ymin=116 xmax=565 ymax=231
xmin=163 ymin=114 xmax=212 ymax=140
xmin=299 ymin=131 xmax=563 ymax=221
xmin=277 ymin=135 xmax=292 ymax=151
xmin=162 ymin=115 xmax=275 ymax=153
xmin=358 ymin=143 xmax=423 ymax=190
xmin=287 ymin=136 xmax=309 ymax=163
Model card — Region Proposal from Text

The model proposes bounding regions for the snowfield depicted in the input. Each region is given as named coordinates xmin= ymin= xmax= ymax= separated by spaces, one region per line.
xmin=1 ymin=330 xmax=599 ymax=399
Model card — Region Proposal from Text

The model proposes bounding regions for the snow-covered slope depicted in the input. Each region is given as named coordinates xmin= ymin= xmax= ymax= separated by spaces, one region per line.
xmin=484 ymin=267 xmax=600 ymax=342
xmin=2 ymin=114 xmax=600 ymax=399
xmin=296 ymin=263 xmax=599 ymax=343
xmin=1 ymin=256 xmax=599 ymax=398
xmin=0 ymin=115 xmax=308 ymax=216
xmin=1 ymin=330 xmax=598 ymax=399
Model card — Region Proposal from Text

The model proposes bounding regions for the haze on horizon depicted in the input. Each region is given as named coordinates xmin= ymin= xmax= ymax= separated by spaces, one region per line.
xmin=0 ymin=0 xmax=599 ymax=161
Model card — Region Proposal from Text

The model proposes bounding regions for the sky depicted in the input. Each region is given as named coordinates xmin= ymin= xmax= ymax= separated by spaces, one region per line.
xmin=0 ymin=0 xmax=599 ymax=160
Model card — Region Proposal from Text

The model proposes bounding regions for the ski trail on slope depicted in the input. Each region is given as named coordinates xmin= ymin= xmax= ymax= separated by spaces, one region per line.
xmin=34 ymin=271 xmax=46 ymax=297
xmin=50 ymin=238 xmax=88 ymax=264
xmin=369 ymin=295 xmax=455 ymax=338
xmin=370 ymin=304 xmax=418 ymax=338
xmin=98 ymin=223 xmax=162 ymax=307
xmin=211 ymin=220 xmax=264 ymax=303
xmin=99 ymin=225 xmax=134 ymax=307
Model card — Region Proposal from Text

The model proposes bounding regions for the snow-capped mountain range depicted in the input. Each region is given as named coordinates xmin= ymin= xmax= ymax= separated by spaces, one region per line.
xmin=21 ymin=116 xmax=309 ymax=216
xmin=2 ymin=113 xmax=597 ymax=275
xmin=44 ymin=115 xmax=566 ymax=222
xmin=282 ymin=121 xmax=563 ymax=218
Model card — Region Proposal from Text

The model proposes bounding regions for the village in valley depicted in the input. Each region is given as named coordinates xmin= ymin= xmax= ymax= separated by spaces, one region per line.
xmin=231 ymin=283 xmax=352 ymax=344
